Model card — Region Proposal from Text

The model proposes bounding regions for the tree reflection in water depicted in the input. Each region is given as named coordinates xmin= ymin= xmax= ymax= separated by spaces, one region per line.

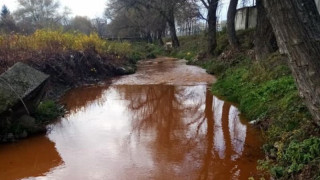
xmin=61 ymin=85 xmax=107 ymax=113
xmin=116 ymin=84 xmax=260 ymax=180
xmin=0 ymin=56 xmax=264 ymax=180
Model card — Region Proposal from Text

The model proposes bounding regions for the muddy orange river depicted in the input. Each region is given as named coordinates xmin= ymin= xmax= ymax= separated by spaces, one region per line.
xmin=0 ymin=57 xmax=264 ymax=180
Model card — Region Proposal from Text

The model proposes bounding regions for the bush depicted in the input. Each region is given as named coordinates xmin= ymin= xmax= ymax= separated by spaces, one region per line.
xmin=0 ymin=29 xmax=134 ymax=58
xmin=284 ymin=138 xmax=320 ymax=173
xmin=34 ymin=100 xmax=64 ymax=124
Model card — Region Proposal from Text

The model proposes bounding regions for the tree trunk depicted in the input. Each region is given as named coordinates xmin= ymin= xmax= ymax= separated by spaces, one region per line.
xmin=227 ymin=0 xmax=239 ymax=49
xmin=207 ymin=1 xmax=219 ymax=55
xmin=167 ymin=9 xmax=180 ymax=48
xmin=146 ymin=31 xmax=153 ymax=43
xmin=254 ymin=0 xmax=277 ymax=60
xmin=263 ymin=0 xmax=320 ymax=125
xmin=157 ymin=30 xmax=164 ymax=46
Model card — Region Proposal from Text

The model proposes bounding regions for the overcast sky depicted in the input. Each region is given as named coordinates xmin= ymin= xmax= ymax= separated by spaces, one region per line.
xmin=0 ymin=0 xmax=255 ymax=20
xmin=1 ymin=0 xmax=107 ymax=18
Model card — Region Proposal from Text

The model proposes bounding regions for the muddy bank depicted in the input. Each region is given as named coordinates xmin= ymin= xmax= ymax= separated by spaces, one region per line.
xmin=23 ymin=50 xmax=136 ymax=99
xmin=0 ymin=49 xmax=136 ymax=99
xmin=0 ymin=50 xmax=137 ymax=143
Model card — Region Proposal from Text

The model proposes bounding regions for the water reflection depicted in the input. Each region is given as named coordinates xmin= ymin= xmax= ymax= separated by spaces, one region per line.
xmin=61 ymin=85 xmax=107 ymax=113
xmin=0 ymin=136 xmax=62 ymax=180
xmin=229 ymin=105 xmax=247 ymax=160
xmin=119 ymin=85 xmax=262 ymax=179
xmin=0 ymin=84 xmax=263 ymax=180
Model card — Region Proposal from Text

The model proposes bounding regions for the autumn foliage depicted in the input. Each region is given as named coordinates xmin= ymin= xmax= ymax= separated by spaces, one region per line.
xmin=0 ymin=30 xmax=133 ymax=73
xmin=0 ymin=29 xmax=132 ymax=54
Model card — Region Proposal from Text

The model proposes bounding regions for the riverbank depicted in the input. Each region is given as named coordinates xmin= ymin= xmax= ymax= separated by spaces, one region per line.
xmin=0 ymin=52 xmax=136 ymax=142
xmin=162 ymin=31 xmax=320 ymax=179
xmin=0 ymin=30 xmax=145 ymax=143
xmin=0 ymin=57 xmax=264 ymax=180
xmin=210 ymin=53 xmax=320 ymax=179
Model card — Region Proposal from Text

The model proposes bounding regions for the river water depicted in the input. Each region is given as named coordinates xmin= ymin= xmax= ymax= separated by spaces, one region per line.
xmin=0 ymin=57 xmax=264 ymax=180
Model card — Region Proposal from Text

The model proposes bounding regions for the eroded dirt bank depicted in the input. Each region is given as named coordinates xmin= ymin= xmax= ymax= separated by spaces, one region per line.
xmin=0 ymin=49 xmax=136 ymax=142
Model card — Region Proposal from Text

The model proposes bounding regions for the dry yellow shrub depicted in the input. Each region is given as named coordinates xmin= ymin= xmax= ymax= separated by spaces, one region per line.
xmin=0 ymin=29 xmax=133 ymax=57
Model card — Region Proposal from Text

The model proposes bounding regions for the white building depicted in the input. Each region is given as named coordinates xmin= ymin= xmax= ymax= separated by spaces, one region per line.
xmin=235 ymin=0 xmax=320 ymax=31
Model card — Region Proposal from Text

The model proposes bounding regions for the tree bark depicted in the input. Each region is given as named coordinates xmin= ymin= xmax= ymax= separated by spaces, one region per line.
xmin=227 ymin=0 xmax=239 ymax=49
xmin=207 ymin=0 xmax=219 ymax=55
xmin=254 ymin=0 xmax=277 ymax=60
xmin=157 ymin=17 xmax=166 ymax=46
xmin=263 ymin=0 xmax=320 ymax=125
xmin=167 ymin=8 xmax=180 ymax=48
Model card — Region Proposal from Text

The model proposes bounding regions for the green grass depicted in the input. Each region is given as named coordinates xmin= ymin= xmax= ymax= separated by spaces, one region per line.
xmin=167 ymin=29 xmax=254 ymax=62
xmin=130 ymin=42 xmax=165 ymax=61
xmin=169 ymin=34 xmax=208 ymax=61
xmin=0 ymin=100 xmax=63 ymax=140
xmin=211 ymin=53 xmax=320 ymax=179
xmin=34 ymin=100 xmax=64 ymax=124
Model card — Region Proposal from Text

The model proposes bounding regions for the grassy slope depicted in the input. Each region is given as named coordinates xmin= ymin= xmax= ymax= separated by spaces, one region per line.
xmin=159 ymin=31 xmax=320 ymax=179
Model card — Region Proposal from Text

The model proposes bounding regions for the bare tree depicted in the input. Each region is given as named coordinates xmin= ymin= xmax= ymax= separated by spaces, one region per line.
xmin=16 ymin=0 xmax=60 ymax=28
xmin=92 ymin=18 xmax=108 ymax=38
xmin=65 ymin=16 xmax=94 ymax=35
xmin=60 ymin=6 xmax=72 ymax=26
xmin=106 ymin=0 xmax=196 ymax=47
xmin=105 ymin=0 xmax=168 ymax=44
xmin=139 ymin=0 xmax=186 ymax=47
xmin=227 ymin=0 xmax=239 ymax=49
xmin=0 ymin=5 xmax=17 ymax=33
xmin=176 ymin=2 xmax=200 ymax=36
xmin=199 ymin=0 xmax=220 ymax=55
xmin=15 ymin=0 xmax=61 ymax=33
